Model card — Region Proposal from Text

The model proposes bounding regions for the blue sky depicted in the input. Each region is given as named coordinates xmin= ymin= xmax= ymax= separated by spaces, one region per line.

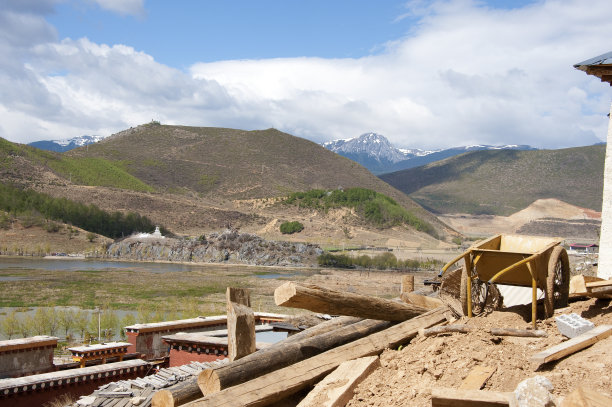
xmin=1 ymin=0 xmax=612 ymax=149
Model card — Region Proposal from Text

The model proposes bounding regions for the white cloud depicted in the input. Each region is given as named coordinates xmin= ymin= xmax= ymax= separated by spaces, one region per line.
xmin=0 ymin=0 xmax=611 ymax=150
xmin=90 ymin=0 xmax=145 ymax=17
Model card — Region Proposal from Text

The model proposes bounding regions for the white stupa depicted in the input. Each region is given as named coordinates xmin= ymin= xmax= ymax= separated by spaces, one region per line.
xmin=135 ymin=226 xmax=164 ymax=239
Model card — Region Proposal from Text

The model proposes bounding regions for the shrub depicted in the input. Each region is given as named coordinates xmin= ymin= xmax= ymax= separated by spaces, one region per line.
xmin=280 ymin=221 xmax=304 ymax=234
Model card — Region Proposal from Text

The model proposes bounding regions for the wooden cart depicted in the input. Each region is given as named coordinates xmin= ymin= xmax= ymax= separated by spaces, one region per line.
xmin=440 ymin=234 xmax=570 ymax=327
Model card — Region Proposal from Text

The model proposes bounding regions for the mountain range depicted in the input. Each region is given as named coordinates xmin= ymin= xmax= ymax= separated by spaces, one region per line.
xmin=322 ymin=132 xmax=535 ymax=174
xmin=380 ymin=144 xmax=605 ymax=216
xmin=28 ymin=135 xmax=105 ymax=152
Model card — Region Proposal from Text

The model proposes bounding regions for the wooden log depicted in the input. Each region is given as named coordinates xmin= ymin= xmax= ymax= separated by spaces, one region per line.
xmin=227 ymin=301 xmax=256 ymax=361
xmin=489 ymin=328 xmax=547 ymax=338
xmin=152 ymin=316 xmax=363 ymax=407
xmin=401 ymin=292 xmax=445 ymax=309
xmin=431 ymin=388 xmax=514 ymax=407
xmin=198 ymin=318 xmax=392 ymax=395
xmin=422 ymin=324 xmax=472 ymax=337
xmin=530 ymin=325 xmax=612 ymax=367
xmin=186 ymin=307 xmax=448 ymax=407
xmin=459 ymin=365 xmax=497 ymax=390
xmin=296 ymin=356 xmax=380 ymax=407
xmin=560 ymin=386 xmax=612 ymax=407
xmin=401 ymin=275 xmax=414 ymax=293
xmin=274 ymin=282 xmax=428 ymax=321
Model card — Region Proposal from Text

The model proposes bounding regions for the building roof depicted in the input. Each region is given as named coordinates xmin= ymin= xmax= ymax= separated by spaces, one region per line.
xmin=0 ymin=335 xmax=58 ymax=352
xmin=574 ymin=51 xmax=612 ymax=85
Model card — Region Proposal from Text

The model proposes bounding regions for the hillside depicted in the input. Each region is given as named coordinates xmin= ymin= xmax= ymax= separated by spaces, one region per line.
xmin=0 ymin=125 xmax=451 ymax=244
xmin=380 ymin=145 xmax=605 ymax=216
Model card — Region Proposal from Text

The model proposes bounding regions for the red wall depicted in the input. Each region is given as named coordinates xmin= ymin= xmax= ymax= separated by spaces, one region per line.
xmin=168 ymin=348 xmax=225 ymax=367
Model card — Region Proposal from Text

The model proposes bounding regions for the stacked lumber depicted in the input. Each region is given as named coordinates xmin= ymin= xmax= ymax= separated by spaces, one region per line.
xmin=150 ymin=281 xmax=448 ymax=407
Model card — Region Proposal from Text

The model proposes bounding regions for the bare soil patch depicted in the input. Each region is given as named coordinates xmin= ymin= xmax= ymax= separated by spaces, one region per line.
xmin=347 ymin=296 xmax=612 ymax=406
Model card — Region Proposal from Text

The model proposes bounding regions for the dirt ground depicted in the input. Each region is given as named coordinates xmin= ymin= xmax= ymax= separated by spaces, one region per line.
xmin=346 ymin=296 xmax=612 ymax=406
xmin=440 ymin=198 xmax=601 ymax=239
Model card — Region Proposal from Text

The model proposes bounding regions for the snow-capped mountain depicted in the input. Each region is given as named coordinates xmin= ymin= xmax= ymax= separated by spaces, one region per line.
xmin=322 ymin=133 xmax=409 ymax=164
xmin=322 ymin=133 xmax=535 ymax=174
xmin=28 ymin=135 xmax=106 ymax=152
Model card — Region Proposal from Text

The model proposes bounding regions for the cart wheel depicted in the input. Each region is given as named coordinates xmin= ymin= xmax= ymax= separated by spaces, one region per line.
xmin=460 ymin=266 xmax=502 ymax=316
xmin=544 ymin=246 xmax=570 ymax=318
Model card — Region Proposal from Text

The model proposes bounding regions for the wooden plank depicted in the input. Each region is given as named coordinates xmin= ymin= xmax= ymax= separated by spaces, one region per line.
xmin=274 ymin=282 xmax=428 ymax=321
xmin=431 ymin=388 xmax=514 ymax=407
xmin=459 ymin=365 xmax=497 ymax=390
xmin=560 ymin=386 xmax=612 ymax=407
xmin=530 ymin=325 xmax=612 ymax=366
xmin=400 ymin=292 xmax=445 ymax=309
xmin=585 ymin=280 xmax=612 ymax=289
xmin=185 ymin=307 xmax=447 ymax=407
xmin=296 ymin=356 xmax=380 ymax=407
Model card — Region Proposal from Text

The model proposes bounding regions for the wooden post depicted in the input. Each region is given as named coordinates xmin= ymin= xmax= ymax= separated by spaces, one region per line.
xmin=401 ymin=275 xmax=414 ymax=294
xmin=185 ymin=308 xmax=448 ymax=407
xmin=227 ymin=287 xmax=255 ymax=361
xmin=274 ymin=282 xmax=428 ymax=321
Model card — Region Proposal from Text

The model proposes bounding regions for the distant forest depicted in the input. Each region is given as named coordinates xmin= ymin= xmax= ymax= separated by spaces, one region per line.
xmin=0 ymin=183 xmax=160 ymax=239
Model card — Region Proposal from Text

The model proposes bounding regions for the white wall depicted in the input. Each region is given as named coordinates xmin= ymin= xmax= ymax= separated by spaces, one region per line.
xmin=598 ymin=103 xmax=612 ymax=279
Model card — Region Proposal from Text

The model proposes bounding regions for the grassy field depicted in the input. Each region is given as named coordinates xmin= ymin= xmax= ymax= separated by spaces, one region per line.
xmin=0 ymin=260 xmax=316 ymax=315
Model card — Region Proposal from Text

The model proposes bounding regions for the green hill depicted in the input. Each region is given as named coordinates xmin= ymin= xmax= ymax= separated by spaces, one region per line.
xmin=0 ymin=124 xmax=447 ymax=238
xmin=379 ymin=145 xmax=605 ymax=216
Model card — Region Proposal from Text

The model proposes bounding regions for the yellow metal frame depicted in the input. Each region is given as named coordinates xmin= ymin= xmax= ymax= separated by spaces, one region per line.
xmin=441 ymin=235 xmax=561 ymax=328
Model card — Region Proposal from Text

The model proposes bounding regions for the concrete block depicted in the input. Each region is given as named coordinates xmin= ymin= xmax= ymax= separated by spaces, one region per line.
xmin=555 ymin=313 xmax=595 ymax=338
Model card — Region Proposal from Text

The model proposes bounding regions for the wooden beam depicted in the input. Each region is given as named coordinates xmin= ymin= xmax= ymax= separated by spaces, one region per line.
xmin=401 ymin=292 xmax=445 ymax=309
xmin=152 ymin=316 xmax=364 ymax=407
xmin=185 ymin=307 xmax=448 ymax=407
xmin=530 ymin=325 xmax=612 ymax=367
xmin=431 ymin=388 xmax=514 ymax=407
xmin=585 ymin=280 xmax=612 ymax=289
xmin=560 ymin=386 xmax=612 ymax=407
xmin=227 ymin=288 xmax=256 ymax=362
xmin=198 ymin=318 xmax=391 ymax=396
xmin=296 ymin=356 xmax=380 ymax=407
xmin=459 ymin=365 xmax=497 ymax=390
xmin=274 ymin=282 xmax=428 ymax=321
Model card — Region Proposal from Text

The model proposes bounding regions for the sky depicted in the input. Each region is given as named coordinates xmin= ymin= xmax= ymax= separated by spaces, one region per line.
xmin=1 ymin=0 xmax=612 ymax=149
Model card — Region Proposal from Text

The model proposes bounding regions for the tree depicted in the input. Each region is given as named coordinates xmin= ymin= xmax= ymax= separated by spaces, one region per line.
xmin=86 ymin=232 xmax=96 ymax=242
xmin=74 ymin=309 xmax=90 ymax=340
xmin=58 ymin=308 xmax=76 ymax=338
xmin=119 ymin=314 xmax=136 ymax=340
xmin=18 ymin=315 xmax=33 ymax=338
xmin=1 ymin=311 xmax=19 ymax=339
